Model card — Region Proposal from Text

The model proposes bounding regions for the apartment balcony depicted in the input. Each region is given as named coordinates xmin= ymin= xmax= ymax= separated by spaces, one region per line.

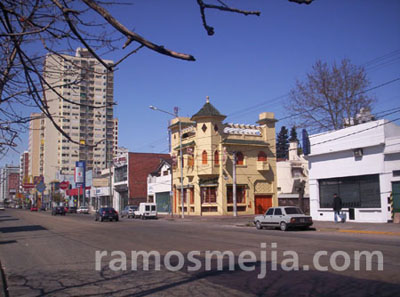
xmin=185 ymin=166 xmax=195 ymax=177
xmin=290 ymin=160 xmax=303 ymax=169
xmin=257 ymin=161 xmax=270 ymax=171
xmin=197 ymin=164 xmax=219 ymax=176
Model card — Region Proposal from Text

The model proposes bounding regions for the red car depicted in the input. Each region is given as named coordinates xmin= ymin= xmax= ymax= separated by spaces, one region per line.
xmin=30 ymin=206 xmax=38 ymax=211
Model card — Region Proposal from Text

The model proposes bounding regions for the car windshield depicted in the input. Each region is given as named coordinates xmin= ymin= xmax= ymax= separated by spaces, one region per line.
xmin=285 ymin=207 xmax=304 ymax=214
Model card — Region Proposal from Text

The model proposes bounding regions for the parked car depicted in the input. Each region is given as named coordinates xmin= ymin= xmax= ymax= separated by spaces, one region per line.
xmin=30 ymin=206 xmax=38 ymax=211
xmin=254 ymin=206 xmax=313 ymax=231
xmin=68 ymin=206 xmax=77 ymax=213
xmin=52 ymin=206 xmax=66 ymax=216
xmin=40 ymin=206 xmax=46 ymax=211
xmin=95 ymin=207 xmax=119 ymax=222
xmin=121 ymin=205 xmax=138 ymax=218
xmin=77 ymin=206 xmax=89 ymax=214
xmin=133 ymin=203 xmax=157 ymax=219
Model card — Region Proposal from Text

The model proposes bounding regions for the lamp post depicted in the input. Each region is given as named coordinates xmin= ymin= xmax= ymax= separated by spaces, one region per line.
xmin=150 ymin=105 xmax=184 ymax=219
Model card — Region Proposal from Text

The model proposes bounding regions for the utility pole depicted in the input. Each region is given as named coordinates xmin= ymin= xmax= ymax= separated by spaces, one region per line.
xmin=178 ymin=118 xmax=184 ymax=219
xmin=107 ymin=140 xmax=113 ymax=208
xmin=232 ymin=151 xmax=237 ymax=217
xmin=149 ymin=105 xmax=184 ymax=219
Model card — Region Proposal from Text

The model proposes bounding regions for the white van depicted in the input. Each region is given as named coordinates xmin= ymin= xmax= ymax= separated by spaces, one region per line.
xmin=133 ymin=203 xmax=157 ymax=219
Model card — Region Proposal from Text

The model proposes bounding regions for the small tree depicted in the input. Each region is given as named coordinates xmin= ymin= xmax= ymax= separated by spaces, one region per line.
xmin=289 ymin=126 xmax=298 ymax=142
xmin=287 ymin=59 xmax=374 ymax=133
xmin=276 ymin=126 xmax=289 ymax=159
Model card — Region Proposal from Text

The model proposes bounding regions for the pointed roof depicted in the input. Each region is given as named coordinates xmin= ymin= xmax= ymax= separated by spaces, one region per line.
xmin=191 ymin=96 xmax=226 ymax=121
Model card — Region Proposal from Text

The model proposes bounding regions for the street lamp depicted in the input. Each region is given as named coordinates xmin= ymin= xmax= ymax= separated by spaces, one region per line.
xmin=149 ymin=105 xmax=185 ymax=219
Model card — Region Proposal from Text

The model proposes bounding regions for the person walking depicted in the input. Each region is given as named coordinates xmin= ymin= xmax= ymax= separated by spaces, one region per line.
xmin=333 ymin=193 xmax=343 ymax=223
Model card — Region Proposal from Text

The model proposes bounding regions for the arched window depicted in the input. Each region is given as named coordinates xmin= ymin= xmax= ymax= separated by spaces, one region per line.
xmin=202 ymin=150 xmax=208 ymax=164
xmin=258 ymin=151 xmax=267 ymax=162
xmin=236 ymin=151 xmax=244 ymax=165
xmin=214 ymin=150 xmax=219 ymax=165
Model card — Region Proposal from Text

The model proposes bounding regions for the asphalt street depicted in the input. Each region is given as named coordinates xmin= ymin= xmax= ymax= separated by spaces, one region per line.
xmin=0 ymin=209 xmax=399 ymax=297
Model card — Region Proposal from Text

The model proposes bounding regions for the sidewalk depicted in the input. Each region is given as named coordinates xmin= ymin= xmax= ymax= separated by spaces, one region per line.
xmin=158 ymin=214 xmax=400 ymax=236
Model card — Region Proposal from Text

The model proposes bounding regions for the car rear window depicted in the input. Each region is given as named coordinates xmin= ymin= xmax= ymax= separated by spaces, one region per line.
xmin=274 ymin=208 xmax=282 ymax=215
xmin=285 ymin=207 xmax=303 ymax=214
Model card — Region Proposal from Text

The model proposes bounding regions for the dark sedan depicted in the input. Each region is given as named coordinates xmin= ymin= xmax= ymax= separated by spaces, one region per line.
xmin=68 ymin=206 xmax=77 ymax=213
xmin=52 ymin=206 xmax=66 ymax=216
xmin=95 ymin=207 xmax=119 ymax=222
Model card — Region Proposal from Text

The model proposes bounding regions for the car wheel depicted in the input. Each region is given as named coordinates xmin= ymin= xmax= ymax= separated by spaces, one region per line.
xmin=95 ymin=217 xmax=98 ymax=221
xmin=116 ymin=218 xmax=119 ymax=222
xmin=256 ymin=221 xmax=262 ymax=230
xmin=280 ymin=222 xmax=287 ymax=231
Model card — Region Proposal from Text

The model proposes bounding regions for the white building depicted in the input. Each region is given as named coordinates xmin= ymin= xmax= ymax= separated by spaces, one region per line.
xmin=308 ymin=119 xmax=400 ymax=223
xmin=147 ymin=160 xmax=172 ymax=214
xmin=277 ymin=141 xmax=310 ymax=213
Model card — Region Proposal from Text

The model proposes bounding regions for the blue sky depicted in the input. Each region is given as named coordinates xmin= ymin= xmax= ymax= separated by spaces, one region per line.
xmin=2 ymin=0 xmax=400 ymax=166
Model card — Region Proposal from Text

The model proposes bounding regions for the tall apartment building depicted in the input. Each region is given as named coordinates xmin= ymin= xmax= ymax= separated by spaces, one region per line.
xmin=42 ymin=47 xmax=115 ymax=185
xmin=28 ymin=112 xmax=44 ymax=178
xmin=113 ymin=118 xmax=119 ymax=157
xmin=19 ymin=151 xmax=29 ymax=192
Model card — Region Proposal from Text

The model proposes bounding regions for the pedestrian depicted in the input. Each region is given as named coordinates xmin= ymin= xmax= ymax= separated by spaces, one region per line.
xmin=332 ymin=193 xmax=343 ymax=223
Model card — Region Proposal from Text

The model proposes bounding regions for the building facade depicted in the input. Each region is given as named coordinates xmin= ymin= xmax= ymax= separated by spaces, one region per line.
xmin=147 ymin=160 xmax=172 ymax=214
xmin=277 ymin=141 xmax=310 ymax=213
xmin=42 ymin=47 xmax=116 ymax=187
xmin=113 ymin=152 xmax=171 ymax=212
xmin=308 ymin=119 xmax=400 ymax=223
xmin=0 ymin=165 xmax=20 ymax=205
xmin=19 ymin=151 xmax=29 ymax=193
xmin=170 ymin=98 xmax=277 ymax=216
xmin=28 ymin=113 xmax=44 ymax=178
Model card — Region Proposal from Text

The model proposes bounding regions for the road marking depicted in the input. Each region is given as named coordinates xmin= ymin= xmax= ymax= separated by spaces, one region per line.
xmin=337 ymin=230 xmax=400 ymax=236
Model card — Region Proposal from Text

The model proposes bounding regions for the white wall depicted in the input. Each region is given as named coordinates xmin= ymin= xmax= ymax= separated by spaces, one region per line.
xmin=308 ymin=119 xmax=400 ymax=223
xmin=147 ymin=164 xmax=172 ymax=196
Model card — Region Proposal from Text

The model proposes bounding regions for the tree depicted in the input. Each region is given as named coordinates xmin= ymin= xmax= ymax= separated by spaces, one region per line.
xmin=289 ymin=126 xmax=298 ymax=142
xmin=287 ymin=59 xmax=375 ymax=133
xmin=276 ymin=126 xmax=289 ymax=159
xmin=0 ymin=0 xmax=314 ymax=159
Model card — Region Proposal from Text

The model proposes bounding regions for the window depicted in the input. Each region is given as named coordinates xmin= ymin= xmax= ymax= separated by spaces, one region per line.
xmin=258 ymin=151 xmax=267 ymax=162
xmin=201 ymin=187 xmax=217 ymax=203
xmin=319 ymin=174 xmax=381 ymax=208
xmin=227 ymin=186 xmax=246 ymax=204
xmin=266 ymin=208 xmax=274 ymax=215
xmin=236 ymin=152 xmax=244 ymax=165
xmin=214 ymin=150 xmax=219 ymax=165
xmin=114 ymin=165 xmax=127 ymax=183
xmin=202 ymin=150 xmax=207 ymax=165
xmin=274 ymin=208 xmax=282 ymax=215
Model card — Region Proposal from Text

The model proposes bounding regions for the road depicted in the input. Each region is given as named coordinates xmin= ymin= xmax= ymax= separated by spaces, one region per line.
xmin=0 ymin=209 xmax=399 ymax=296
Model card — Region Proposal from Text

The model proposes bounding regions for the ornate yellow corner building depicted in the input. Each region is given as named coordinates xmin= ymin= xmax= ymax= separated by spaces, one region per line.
xmin=170 ymin=97 xmax=277 ymax=216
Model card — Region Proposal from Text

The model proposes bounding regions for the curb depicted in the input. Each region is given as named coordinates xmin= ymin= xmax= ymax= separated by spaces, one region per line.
xmin=0 ymin=261 xmax=9 ymax=297
xmin=338 ymin=229 xmax=400 ymax=236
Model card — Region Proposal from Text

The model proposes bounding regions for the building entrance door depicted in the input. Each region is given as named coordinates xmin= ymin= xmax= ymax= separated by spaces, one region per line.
xmin=254 ymin=195 xmax=272 ymax=214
